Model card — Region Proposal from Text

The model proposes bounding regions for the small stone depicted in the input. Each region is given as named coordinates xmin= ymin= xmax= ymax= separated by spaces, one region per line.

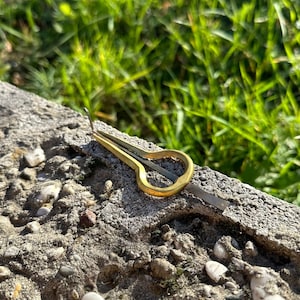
xmin=202 ymin=284 xmax=212 ymax=297
xmin=213 ymin=236 xmax=241 ymax=260
xmin=81 ymin=292 xmax=104 ymax=300
xmin=70 ymin=254 xmax=82 ymax=264
xmin=161 ymin=224 xmax=171 ymax=233
xmin=46 ymin=247 xmax=65 ymax=260
xmin=0 ymin=216 xmax=15 ymax=235
xmin=205 ymin=260 xmax=228 ymax=283
xmin=150 ymin=258 xmax=176 ymax=280
xmin=170 ymin=249 xmax=186 ymax=263
xmin=84 ymin=199 xmax=97 ymax=207
xmin=225 ymin=281 xmax=238 ymax=291
xmin=36 ymin=205 xmax=52 ymax=217
xmin=79 ymin=209 xmax=96 ymax=228
xmin=62 ymin=183 xmax=75 ymax=195
xmin=103 ymin=180 xmax=113 ymax=193
xmin=156 ymin=245 xmax=169 ymax=257
xmin=70 ymin=289 xmax=80 ymax=299
xmin=213 ymin=241 xmax=229 ymax=260
xmin=244 ymin=241 xmax=258 ymax=257
xmin=26 ymin=221 xmax=41 ymax=233
xmin=231 ymin=257 xmax=248 ymax=271
xmin=37 ymin=181 xmax=62 ymax=203
xmin=173 ymin=233 xmax=195 ymax=251
xmin=250 ymin=266 xmax=283 ymax=300
xmin=252 ymin=287 xmax=267 ymax=300
xmin=24 ymin=147 xmax=46 ymax=167
xmin=4 ymin=246 xmax=20 ymax=258
xmin=250 ymin=267 xmax=272 ymax=290
xmin=59 ymin=265 xmax=75 ymax=277
xmin=133 ymin=251 xmax=151 ymax=270
xmin=0 ymin=266 xmax=11 ymax=281
xmin=56 ymin=197 xmax=73 ymax=209
xmin=20 ymin=167 xmax=36 ymax=181
xmin=162 ymin=230 xmax=174 ymax=242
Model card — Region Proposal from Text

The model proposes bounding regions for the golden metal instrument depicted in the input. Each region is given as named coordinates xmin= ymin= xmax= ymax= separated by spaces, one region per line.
xmin=85 ymin=108 xmax=230 ymax=210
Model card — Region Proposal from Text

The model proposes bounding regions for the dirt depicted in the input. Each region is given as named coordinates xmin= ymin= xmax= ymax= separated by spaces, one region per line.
xmin=0 ymin=81 xmax=299 ymax=299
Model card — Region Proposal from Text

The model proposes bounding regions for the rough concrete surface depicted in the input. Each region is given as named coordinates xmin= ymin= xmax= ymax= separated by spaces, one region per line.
xmin=0 ymin=81 xmax=299 ymax=300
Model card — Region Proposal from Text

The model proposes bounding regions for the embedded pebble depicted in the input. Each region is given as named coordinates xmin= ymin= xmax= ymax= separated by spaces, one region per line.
xmin=0 ymin=266 xmax=11 ymax=281
xmin=0 ymin=215 xmax=16 ymax=235
xmin=213 ymin=236 xmax=241 ymax=259
xmin=79 ymin=209 xmax=97 ymax=228
xmin=71 ymin=289 xmax=80 ymax=299
xmin=36 ymin=205 xmax=52 ymax=217
xmin=82 ymin=292 xmax=104 ymax=300
xmin=225 ymin=281 xmax=239 ymax=291
xmin=4 ymin=246 xmax=20 ymax=258
xmin=244 ymin=240 xmax=258 ymax=257
xmin=62 ymin=182 xmax=75 ymax=195
xmin=70 ymin=254 xmax=82 ymax=264
xmin=46 ymin=247 xmax=65 ymax=260
xmin=20 ymin=167 xmax=36 ymax=181
xmin=156 ymin=245 xmax=169 ymax=257
xmin=202 ymin=284 xmax=212 ymax=297
xmin=37 ymin=181 xmax=62 ymax=203
xmin=24 ymin=147 xmax=46 ymax=167
xmin=173 ymin=233 xmax=195 ymax=251
xmin=250 ymin=267 xmax=273 ymax=290
xmin=250 ymin=266 xmax=282 ymax=300
xmin=133 ymin=251 xmax=151 ymax=269
xmin=213 ymin=240 xmax=229 ymax=260
xmin=161 ymin=224 xmax=171 ymax=232
xmin=205 ymin=260 xmax=228 ymax=283
xmin=84 ymin=199 xmax=97 ymax=207
xmin=26 ymin=221 xmax=41 ymax=233
xmin=59 ymin=265 xmax=75 ymax=277
xmin=170 ymin=249 xmax=186 ymax=263
xmin=150 ymin=258 xmax=177 ymax=280
xmin=162 ymin=230 xmax=175 ymax=242
xmin=133 ymin=251 xmax=151 ymax=270
xmin=103 ymin=179 xmax=113 ymax=193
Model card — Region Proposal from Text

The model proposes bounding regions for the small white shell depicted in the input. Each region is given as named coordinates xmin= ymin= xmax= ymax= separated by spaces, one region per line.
xmin=24 ymin=148 xmax=46 ymax=167
xmin=205 ymin=260 xmax=228 ymax=283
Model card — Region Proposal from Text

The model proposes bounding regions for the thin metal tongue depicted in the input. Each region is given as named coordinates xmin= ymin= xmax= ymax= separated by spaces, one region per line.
xmin=129 ymin=153 xmax=230 ymax=210
xmin=185 ymin=183 xmax=230 ymax=211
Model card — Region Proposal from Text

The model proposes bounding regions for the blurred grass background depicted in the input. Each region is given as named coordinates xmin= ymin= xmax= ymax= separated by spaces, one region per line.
xmin=0 ymin=0 xmax=299 ymax=204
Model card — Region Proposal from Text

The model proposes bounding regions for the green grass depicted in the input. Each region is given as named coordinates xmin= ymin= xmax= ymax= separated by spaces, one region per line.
xmin=0 ymin=0 xmax=299 ymax=204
